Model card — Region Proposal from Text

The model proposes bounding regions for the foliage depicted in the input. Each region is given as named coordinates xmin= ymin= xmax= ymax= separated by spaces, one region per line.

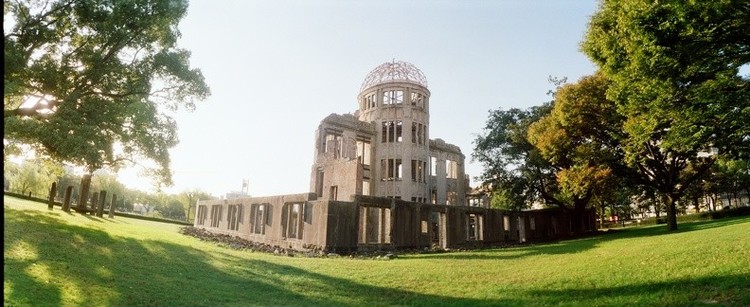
xmin=3 ymin=0 xmax=210 ymax=186
xmin=5 ymin=196 xmax=750 ymax=306
xmin=4 ymin=159 xmax=61 ymax=197
xmin=474 ymin=74 xmax=624 ymax=232
xmin=472 ymin=104 xmax=552 ymax=211
xmin=582 ymin=0 xmax=750 ymax=230
xmin=711 ymin=158 xmax=750 ymax=207
xmin=177 ymin=189 xmax=214 ymax=222
xmin=157 ymin=198 xmax=186 ymax=221
xmin=90 ymin=169 xmax=127 ymax=199
xmin=527 ymin=73 xmax=620 ymax=206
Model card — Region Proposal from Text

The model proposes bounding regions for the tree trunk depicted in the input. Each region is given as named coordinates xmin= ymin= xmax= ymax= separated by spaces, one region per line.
xmin=664 ymin=194 xmax=678 ymax=231
xmin=569 ymin=200 xmax=587 ymax=234
xmin=693 ymin=196 xmax=700 ymax=213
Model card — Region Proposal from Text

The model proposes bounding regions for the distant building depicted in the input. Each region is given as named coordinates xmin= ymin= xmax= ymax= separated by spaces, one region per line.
xmin=225 ymin=191 xmax=250 ymax=200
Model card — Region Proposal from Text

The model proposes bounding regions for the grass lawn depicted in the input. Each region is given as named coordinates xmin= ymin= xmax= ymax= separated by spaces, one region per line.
xmin=4 ymin=195 xmax=750 ymax=306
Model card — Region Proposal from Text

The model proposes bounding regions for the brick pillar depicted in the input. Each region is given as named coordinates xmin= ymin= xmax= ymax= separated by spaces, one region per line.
xmin=47 ymin=182 xmax=57 ymax=210
xmin=108 ymin=194 xmax=117 ymax=218
xmin=62 ymin=186 xmax=73 ymax=212
xmin=96 ymin=191 xmax=106 ymax=217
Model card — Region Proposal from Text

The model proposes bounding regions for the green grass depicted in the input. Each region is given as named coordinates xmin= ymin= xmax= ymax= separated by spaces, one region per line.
xmin=4 ymin=195 xmax=750 ymax=306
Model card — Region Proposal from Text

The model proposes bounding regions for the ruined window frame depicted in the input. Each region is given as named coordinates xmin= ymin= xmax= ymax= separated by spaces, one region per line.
xmin=282 ymin=202 xmax=305 ymax=240
xmin=329 ymin=185 xmax=338 ymax=201
xmin=250 ymin=203 xmax=267 ymax=235
xmin=381 ymin=121 xmax=403 ymax=143
xmin=356 ymin=138 xmax=371 ymax=166
xmin=358 ymin=205 xmax=392 ymax=245
xmin=411 ymin=159 xmax=426 ymax=182
xmin=383 ymin=90 xmax=403 ymax=105
xmin=411 ymin=122 xmax=425 ymax=144
xmin=447 ymin=190 xmax=457 ymax=205
xmin=446 ymin=159 xmax=459 ymax=179
xmin=410 ymin=92 xmax=424 ymax=109
xmin=467 ymin=213 xmax=484 ymax=241
xmin=210 ymin=205 xmax=222 ymax=228
xmin=362 ymin=180 xmax=371 ymax=196
xmin=196 ymin=205 xmax=208 ymax=225
xmin=380 ymin=158 xmax=403 ymax=181
xmin=227 ymin=204 xmax=242 ymax=231
xmin=323 ymin=130 xmax=343 ymax=158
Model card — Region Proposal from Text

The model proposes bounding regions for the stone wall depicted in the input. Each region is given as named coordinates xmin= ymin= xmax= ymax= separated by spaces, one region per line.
xmin=195 ymin=194 xmax=597 ymax=253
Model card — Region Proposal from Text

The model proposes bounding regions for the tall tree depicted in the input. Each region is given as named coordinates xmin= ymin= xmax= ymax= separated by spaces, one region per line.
xmin=4 ymin=0 xmax=210 ymax=186
xmin=473 ymin=105 xmax=553 ymax=212
xmin=582 ymin=0 xmax=750 ymax=230
xmin=526 ymin=73 xmax=621 ymax=232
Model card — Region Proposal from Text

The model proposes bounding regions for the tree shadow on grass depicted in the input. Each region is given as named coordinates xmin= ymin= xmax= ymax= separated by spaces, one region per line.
xmin=5 ymin=204 xmax=749 ymax=306
xmin=79 ymin=213 xmax=105 ymax=223
xmin=525 ymin=274 xmax=750 ymax=306
xmin=412 ymin=216 xmax=750 ymax=261
xmin=4 ymin=208 xmax=524 ymax=306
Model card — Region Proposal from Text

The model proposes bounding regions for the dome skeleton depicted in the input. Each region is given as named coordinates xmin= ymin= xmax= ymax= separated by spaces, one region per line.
xmin=360 ymin=60 xmax=428 ymax=92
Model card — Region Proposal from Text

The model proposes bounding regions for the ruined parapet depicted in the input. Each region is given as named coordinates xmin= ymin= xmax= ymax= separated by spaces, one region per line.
xmin=429 ymin=138 xmax=463 ymax=156
xmin=321 ymin=113 xmax=377 ymax=133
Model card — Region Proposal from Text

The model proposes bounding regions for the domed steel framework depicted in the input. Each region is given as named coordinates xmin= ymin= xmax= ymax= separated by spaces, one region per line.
xmin=360 ymin=60 xmax=428 ymax=92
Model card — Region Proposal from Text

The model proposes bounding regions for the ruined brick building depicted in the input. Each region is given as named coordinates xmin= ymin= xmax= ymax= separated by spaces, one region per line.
xmin=194 ymin=61 xmax=596 ymax=252
xmin=310 ymin=61 xmax=467 ymax=206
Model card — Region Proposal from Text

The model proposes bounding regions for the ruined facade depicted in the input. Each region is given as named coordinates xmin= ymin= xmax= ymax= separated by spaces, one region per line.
xmin=194 ymin=61 xmax=596 ymax=252
xmin=310 ymin=61 xmax=467 ymax=205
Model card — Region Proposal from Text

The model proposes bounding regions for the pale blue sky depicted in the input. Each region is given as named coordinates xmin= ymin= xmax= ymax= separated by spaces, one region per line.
xmin=120 ymin=0 xmax=600 ymax=197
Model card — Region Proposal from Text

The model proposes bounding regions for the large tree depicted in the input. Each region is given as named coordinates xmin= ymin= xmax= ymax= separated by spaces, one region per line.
xmin=526 ymin=73 xmax=622 ymax=232
xmin=473 ymin=105 xmax=552 ymax=212
xmin=4 ymin=0 xmax=209 ymax=186
xmin=582 ymin=0 xmax=750 ymax=230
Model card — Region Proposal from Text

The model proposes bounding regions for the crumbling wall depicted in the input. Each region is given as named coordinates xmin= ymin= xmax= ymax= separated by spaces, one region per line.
xmin=194 ymin=194 xmax=597 ymax=253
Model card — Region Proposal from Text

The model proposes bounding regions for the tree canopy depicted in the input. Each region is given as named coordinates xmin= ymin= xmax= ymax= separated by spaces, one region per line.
xmin=472 ymin=104 xmax=551 ymax=212
xmin=582 ymin=0 xmax=750 ymax=230
xmin=4 ymin=0 xmax=210 ymax=186
xmin=474 ymin=74 xmax=625 ymax=232
xmin=527 ymin=73 xmax=621 ymax=228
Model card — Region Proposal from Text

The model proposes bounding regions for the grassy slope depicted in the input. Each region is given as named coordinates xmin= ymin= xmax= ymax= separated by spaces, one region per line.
xmin=4 ymin=195 xmax=750 ymax=306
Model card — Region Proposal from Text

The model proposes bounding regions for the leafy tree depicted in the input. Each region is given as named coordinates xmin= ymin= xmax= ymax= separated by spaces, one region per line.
xmin=158 ymin=197 xmax=186 ymax=221
xmin=91 ymin=170 xmax=125 ymax=196
xmin=178 ymin=189 xmax=214 ymax=222
xmin=526 ymin=73 xmax=622 ymax=232
xmin=582 ymin=0 xmax=750 ymax=230
xmin=473 ymin=105 xmax=553 ymax=212
xmin=712 ymin=159 xmax=750 ymax=208
xmin=4 ymin=0 xmax=210 ymax=187
xmin=5 ymin=159 xmax=62 ymax=197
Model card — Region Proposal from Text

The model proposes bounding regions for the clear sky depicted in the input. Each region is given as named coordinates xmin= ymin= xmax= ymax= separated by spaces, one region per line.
xmin=118 ymin=0 xmax=600 ymax=198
